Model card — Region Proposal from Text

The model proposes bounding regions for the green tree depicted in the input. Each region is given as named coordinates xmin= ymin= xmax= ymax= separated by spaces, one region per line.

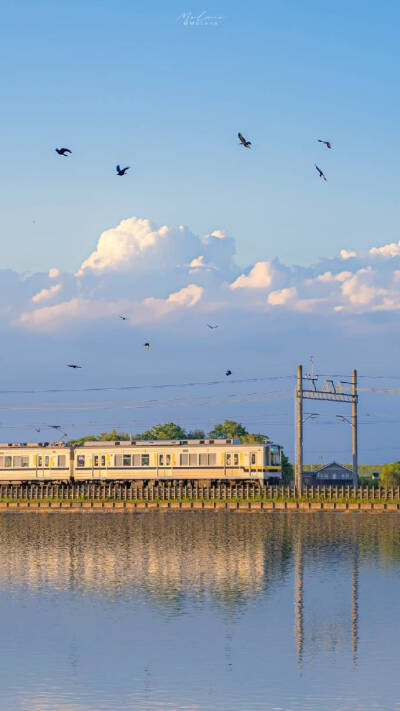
xmin=66 ymin=434 xmax=98 ymax=446
xmin=99 ymin=429 xmax=130 ymax=441
xmin=208 ymin=420 xmax=248 ymax=439
xmin=380 ymin=461 xmax=400 ymax=487
xmin=281 ymin=451 xmax=294 ymax=485
xmin=240 ymin=433 xmax=267 ymax=444
xmin=187 ymin=429 xmax=206 ymax=439
xmin=136 ymin=422 xmax=187 ymax=440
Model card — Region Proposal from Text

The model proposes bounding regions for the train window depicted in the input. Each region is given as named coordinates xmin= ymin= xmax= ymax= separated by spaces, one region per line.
xmin=44 ymin=456 xmax=50 ymax=467
xmin=133 ymin=454 xmax=140 ymax=466
xmin=93 ymin=455 xmax=99 ymax=466
xmin=0 ymin=457 xmax=3 ymax=467
xmin=159 ymin=454 xmax=164 ymax=466
xmin=123 ymin=454 xmax=131 ymax=466
xmin=225 ymin=453 xmax=231 ymax=465
xmin=5 ymin=456 xmax=11 ymax=468
xmin=77 ymin=455 xmax=85 ymax=467
xmin=101 ymin=456 xmax=106 ymax=467
xmin=209 ymin=454 xmax=216 ymax=465
xmin=115 ymin=454 xmax=123 ymax=466
xmin=270 ymin=451 xmax=280 ymax=465
xmin=141 ymin=454 xmax=150 ymax=466
xmin=234 ymin=454 xmax=239 ymax=465
xmin=199 ymin=453 xmax=208 ymax=466
xmin=180 ymin=454 xmax=189 ymax=466
xmin=189 ymin=454 xmax=197 ymax=466
xmin=13 ymin=456 xmax=22 ymax=467
xmin=37 ymin=456 xmax=42 ymax=467
xmin=251 ymin=454 xmax=256 ymax=465
xmin=21 ymin=456 xmax=29 ymax=467
xmin=58 ymin=455 xmax=66 ymax=467
xmin=166 ymin=454 xmax=171 ymax=465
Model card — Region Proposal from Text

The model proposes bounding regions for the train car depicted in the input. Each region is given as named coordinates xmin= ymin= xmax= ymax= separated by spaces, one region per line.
xmin=0 ymin=442 xmax=72 ymax=483
xmin=73 ymin=439 xmax=282 ymax=484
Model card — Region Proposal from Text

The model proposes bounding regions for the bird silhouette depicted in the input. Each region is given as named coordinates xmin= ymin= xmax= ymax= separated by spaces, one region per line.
xmin=207 ymin=324 xmax=219 ymax=329
xmin=144 ymin=342 xmax=150 ymax=351
xmin=119 ymin=315 xmax=128 ymax=321
xmin=116 ymin=165 xmax=130 ymax=176
xmin=315 ymin=164 xmax=327 ymax=181
xmin=318 ymin=139 xmax=332 ymax=149
xmin=67 ymin=364 xmax=82 ymax=369
xmin=49 ymin=425 xmax=62 ymax=430
xmin=238 ymin=132 xmax=251 ymax=148
xmin=225 ymin=369 xmax=232 ymax=376
xmin=35 ymin=427 xmax=41 ymax=433
xmin=55 ymin=148 xmax=72 ymax=156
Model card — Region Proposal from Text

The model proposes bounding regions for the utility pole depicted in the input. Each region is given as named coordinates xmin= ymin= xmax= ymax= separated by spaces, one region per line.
xmin=295 ymin=364 xmax=303 ymax=491
xmin=352 ymin=369 xmax=358 ymax=487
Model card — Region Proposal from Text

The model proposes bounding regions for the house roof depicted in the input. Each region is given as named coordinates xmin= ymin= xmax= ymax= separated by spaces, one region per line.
xmin=313 ymin=461 xmax=353 ymax=475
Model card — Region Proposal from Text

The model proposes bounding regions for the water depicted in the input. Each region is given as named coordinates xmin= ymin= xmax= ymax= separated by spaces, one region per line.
xmin=0 ymin=512 xmax=399 ymax=710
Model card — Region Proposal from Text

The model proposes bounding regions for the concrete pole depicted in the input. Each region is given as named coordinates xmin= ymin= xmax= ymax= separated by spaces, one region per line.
xmin=295 ymin=365 xmax=303 ymax=492
xmin=352 ymin=369 xmax=358 ymax=487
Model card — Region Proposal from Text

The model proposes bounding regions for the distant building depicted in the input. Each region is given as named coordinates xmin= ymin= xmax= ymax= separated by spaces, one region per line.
xmin=303 ymin=461 xmax=354 ymax=487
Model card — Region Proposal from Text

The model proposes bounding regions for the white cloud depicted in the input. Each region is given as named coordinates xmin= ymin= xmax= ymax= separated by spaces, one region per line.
xmin=267 ymin=287 xmax=297 ymax=306
xmin=32 ymin=283 xmax=62 ymax=303
xmin=8 ymin=216 xmax=400 ymax=336
xmin=340 ymin=249 xmax=357 ymax=260
xmin=369 ymin=241 xmax=400 ymax=258
xmin=230 ymin=261 xmax=275 ymax=290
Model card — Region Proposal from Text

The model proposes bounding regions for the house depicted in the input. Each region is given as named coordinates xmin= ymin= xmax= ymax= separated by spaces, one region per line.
xmin=302 ymin=461 xmax=355 ymax=487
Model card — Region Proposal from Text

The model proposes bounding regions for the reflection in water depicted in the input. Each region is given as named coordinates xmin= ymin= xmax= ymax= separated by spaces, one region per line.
xmin=0 ymin=512 xmax=399 ymax=710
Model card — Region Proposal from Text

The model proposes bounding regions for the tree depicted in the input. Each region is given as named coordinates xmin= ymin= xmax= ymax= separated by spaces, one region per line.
xmin=208 ymin=420 xmax=248 ymax=439
xmin=281 ymin=451 xmax=294 ymax=485
xmin=380 ymin=461 xmax=400 ymax=487
xmin=66 ymin=434 xmax=98 ymax=446
xmin=187 ymin=429 xmax=206 ymax=439
xmin=240 ymin=433 xmax=267 ymax=444
xmin=99 ymin=429 xmax=130 ymax=441
xmin=136 ymin=422 xmax=187 ymax=440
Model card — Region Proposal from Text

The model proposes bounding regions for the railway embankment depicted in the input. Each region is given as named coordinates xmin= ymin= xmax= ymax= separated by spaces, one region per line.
xmin=0 ymin=484 xmax=400 ymax=512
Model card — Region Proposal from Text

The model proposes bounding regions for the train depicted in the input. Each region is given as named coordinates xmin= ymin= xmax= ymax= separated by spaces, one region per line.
xmin=0 ymin=438 xmax=282 ymax=485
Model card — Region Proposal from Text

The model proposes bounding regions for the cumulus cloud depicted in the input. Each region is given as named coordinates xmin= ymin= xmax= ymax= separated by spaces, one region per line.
xmin=340 ymin=249 xmax=357 ymax=260
xmin=32 ymin=283 xmax=62 ymax=303
xmin=267 ymin=287 xmax=297 ymax=306
xmin=230 ymin=261 xmax=275 ymax=290
xmin=5 ymin=216 xmax=400 ymax=335
xmin=369 ymin=241 xmax=400 ymax=258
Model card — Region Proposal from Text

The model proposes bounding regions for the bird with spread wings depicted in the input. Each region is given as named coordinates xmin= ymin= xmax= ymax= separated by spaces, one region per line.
xmin=238 ymin=132 xmax=251 ymax=148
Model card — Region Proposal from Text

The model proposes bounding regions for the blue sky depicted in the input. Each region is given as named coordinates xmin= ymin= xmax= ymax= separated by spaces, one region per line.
xmin=2 ymin=0 xmax=400 ymax=272
xmin=1 ymin=0 xmax=400 ymax=461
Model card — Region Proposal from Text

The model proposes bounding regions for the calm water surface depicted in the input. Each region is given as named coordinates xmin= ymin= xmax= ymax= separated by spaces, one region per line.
xmin=0 ymin=512 xmax=399 ymax=710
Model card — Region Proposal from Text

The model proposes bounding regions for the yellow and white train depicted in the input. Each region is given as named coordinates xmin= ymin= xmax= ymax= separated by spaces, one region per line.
xmin=0 ymin=438 xmax=282 ymax=484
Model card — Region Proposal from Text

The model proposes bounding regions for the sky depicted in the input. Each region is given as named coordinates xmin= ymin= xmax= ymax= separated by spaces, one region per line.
xmin=1 ymin=0 xmax=400 ymax=462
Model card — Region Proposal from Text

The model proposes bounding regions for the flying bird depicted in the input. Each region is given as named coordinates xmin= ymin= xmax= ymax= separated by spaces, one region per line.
xmin=225 ymin=369 xmax=232 ymax=376
xmin=207 ymin=324 xmax=219 ymax=329
xmin=67 ymin=364 xmax=82 ymax=369
xmin=144 ymin=342 xmax=150 ymax=351
xmin=116 ymin=165 xmax=130 ymax=176
xmin=55 ymin=148 xmax=72 ymax=156
xmin=35 ymin=427 xmax=41 ymax=433
xmin=238 ymin=132 xmax=251 ymax=149
xmin=119 ymin=315 xmax=128 ymax=321
xmin=318 ymin=140 xmax=332 ymax=149
xmin=49 ymin=425 xmax=62 ymax=430
xmin=315 ymin=164 xmax=327 ymax=181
